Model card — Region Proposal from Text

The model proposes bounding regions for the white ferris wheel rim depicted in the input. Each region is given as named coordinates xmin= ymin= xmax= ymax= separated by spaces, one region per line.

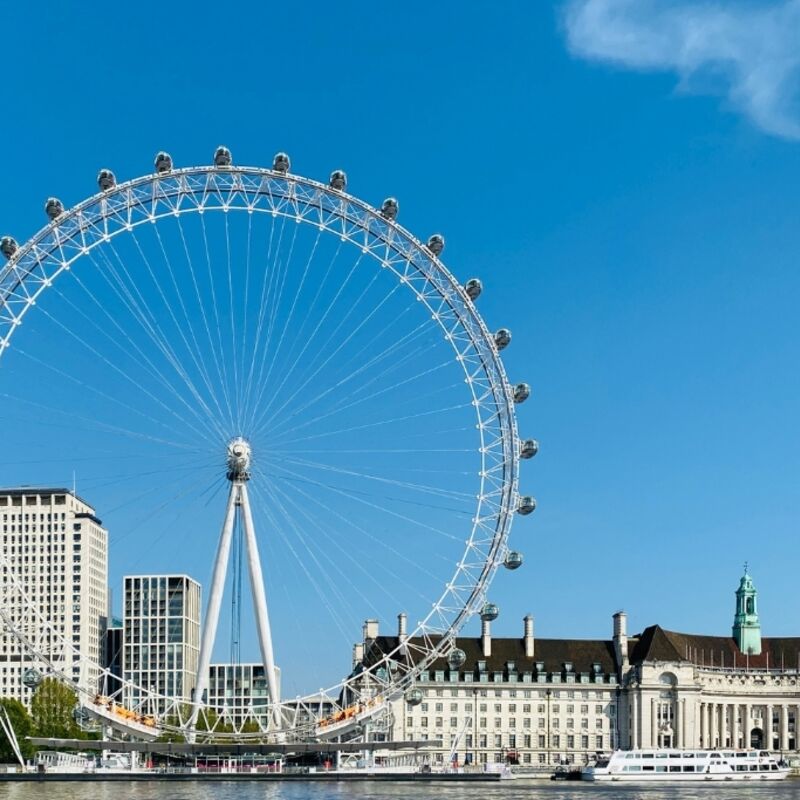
xmin=0 ymin=158 xmax=525 ymax=733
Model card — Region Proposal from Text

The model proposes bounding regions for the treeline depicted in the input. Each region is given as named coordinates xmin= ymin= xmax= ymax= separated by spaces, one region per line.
xmin=0 ymin=678 xmax=95 ymax=762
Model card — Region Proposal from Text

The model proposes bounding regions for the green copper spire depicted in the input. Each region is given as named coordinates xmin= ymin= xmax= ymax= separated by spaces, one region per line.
xmin=732 ymin=563 xmax=761 ymax=655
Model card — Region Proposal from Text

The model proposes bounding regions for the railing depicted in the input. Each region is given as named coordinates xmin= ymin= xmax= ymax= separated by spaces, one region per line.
xmin=697 ymin=666 xmax=800 ymax=675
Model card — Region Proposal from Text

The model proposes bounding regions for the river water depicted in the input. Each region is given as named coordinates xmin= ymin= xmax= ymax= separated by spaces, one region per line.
xmin=1 ymin=782 xmax=800 ymax=800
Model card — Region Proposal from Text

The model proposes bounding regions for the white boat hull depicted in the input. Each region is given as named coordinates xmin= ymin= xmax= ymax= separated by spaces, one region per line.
xmin=582 ymin=748 xmax=790 ymax=783
xmin=586 ymin=770 xmax=790 ymax=782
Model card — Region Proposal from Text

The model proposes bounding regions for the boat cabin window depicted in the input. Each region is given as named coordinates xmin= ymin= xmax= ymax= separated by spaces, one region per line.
xmin=682 ymin=766 xmax=695 ymax=772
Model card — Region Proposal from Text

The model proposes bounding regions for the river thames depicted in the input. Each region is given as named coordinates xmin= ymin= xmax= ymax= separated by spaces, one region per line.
xmin=0 ymin=783 xmax=800 ymax=800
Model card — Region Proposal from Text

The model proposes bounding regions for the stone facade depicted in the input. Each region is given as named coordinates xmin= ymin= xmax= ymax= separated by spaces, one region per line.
xmin=0 ymin=488 xmax=108 ymax=704
xmin=354 ymin=570 xmax=800 ymax=764
xmin=618 ymin=618 xmax=800 ymax=752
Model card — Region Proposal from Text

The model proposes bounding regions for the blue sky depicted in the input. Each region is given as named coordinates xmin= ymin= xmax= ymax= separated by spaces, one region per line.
xmin=2 ymin=1 xmax=800 ymax=694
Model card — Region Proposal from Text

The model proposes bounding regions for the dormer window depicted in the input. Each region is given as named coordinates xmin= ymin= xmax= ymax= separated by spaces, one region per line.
xmin=535 ymin=661 xmax=545 ymax=672
xmin=477 ymin=660 xmax=487 ymax=672
xmin=563 ymin=662 xmax=574 ymax=673
xmin=506 ymin=661 xmax=516 ymax=672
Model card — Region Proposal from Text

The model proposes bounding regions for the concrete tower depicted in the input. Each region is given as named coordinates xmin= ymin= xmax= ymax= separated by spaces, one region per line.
xmin=732 ymin=565 xmax=762 ymax=655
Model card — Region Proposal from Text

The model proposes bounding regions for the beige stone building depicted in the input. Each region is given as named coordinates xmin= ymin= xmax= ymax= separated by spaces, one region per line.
xmin=355 ymin=569 xmax=800 ymax=765
xmin=0 ymin=487 xmax=108 ymax=704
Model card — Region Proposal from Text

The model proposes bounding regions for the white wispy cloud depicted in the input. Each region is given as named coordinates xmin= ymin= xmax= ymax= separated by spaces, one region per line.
xmin=564 ymin=0 xmax=800 ymax=140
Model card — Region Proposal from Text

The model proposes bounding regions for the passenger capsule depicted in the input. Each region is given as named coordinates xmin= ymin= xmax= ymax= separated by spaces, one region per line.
xmin=273 ymin=152 xmax=291 ymax=173
xmin=520 ymin=439 xmax=539 ymax=459
xmin=214 ymin=146 xmax=232 ymax=167
xmin=517 ymin=496 xmax=536 ymax=515
xmin=504 ymin=551 xmax=523 ymax=570
xmin=22 ymin=667 xmax=42 ymax=689
xmin=0 ymin=236 xmax=18 ymax=259
xmin=464 ymin=278 xmax=482 ymax=301
xmin=97 ymin=169 xmax=116 ymax=191
xmin=154 ymin=151 xmax=173 ymax=173
xmin=480 ymin=602 xmax=499 ymax=622
xmin=380 ymin=197 xmax=399 ymax=220
xmin=513 ymin=383 xmax=530 ymax=404
xmin=494 ymin=329 xmax=511 ymax=350
xmin=405 ymin=688 xmax=424 ymax=706
xmin=427 ymin=234 xmax=445 ymax=256
xmin=44 ymin=197 xmax=64 ymax=221
xmin=329 ymin=170 xmax=347 ymax=190
xmin=447 ymin=648 xmax=467 ymax=670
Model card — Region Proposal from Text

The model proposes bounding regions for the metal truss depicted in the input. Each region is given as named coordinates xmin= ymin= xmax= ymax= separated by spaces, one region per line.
xmin=0 ymin=156 xmax=527 ymax=741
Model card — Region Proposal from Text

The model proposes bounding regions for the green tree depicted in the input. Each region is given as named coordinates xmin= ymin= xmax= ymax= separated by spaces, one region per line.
xmin=197 ymin=708 xmax=233 ymax=736
xmin=0 ymin=698 xmax=35 ymax=762
xmin=156 ymin=714 xmax=186 ymax=743
xmin=240 ymin=720 xmax=261 ymax=735
xmin=30 ymin=679 xmax=84 ymax=740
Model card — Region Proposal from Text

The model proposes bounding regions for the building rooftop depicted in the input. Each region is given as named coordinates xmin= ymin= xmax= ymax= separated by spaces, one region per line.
xmin=364 ymin=634 xmax=618 ymax=676
xmin=0 ymin=487 xmax=96 ymax=512
xmin=630 ymin=625 xmax=800 ymax=670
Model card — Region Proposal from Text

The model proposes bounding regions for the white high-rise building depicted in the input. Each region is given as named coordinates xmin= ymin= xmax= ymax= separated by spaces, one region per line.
xmin=0 ymin=488 xmax=108 ymax=704
xmin=122 ymin=574 xmax=200 ymax=715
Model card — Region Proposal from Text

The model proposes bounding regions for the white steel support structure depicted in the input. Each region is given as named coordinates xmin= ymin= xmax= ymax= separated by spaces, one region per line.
xmin=190 ymin=438 xmax=280 ymax=732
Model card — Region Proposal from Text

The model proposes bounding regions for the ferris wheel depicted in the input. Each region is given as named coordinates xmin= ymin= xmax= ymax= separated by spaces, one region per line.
xmin=0 ymin=148 xmax=537 ymax=740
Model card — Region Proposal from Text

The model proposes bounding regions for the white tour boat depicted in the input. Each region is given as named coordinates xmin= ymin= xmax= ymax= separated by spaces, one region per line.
xmin=582 ymin=749 xmax=790 ymax=782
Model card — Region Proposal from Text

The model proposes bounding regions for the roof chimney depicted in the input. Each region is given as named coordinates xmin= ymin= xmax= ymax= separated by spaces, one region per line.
xmin=363 ymin=619 xmax=379 ymax=643
xmin=481 ymin=618 xmax=492 ymax=658
xmin=613 ymin=611 xmax=629 ymax=674
xmin=398 ymin=612 xmax=408 ymax=655
xmin=524 ymin=615 xmax=534 ymax=658
xmin=352 ymin=642 xmax=364 ymax=668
